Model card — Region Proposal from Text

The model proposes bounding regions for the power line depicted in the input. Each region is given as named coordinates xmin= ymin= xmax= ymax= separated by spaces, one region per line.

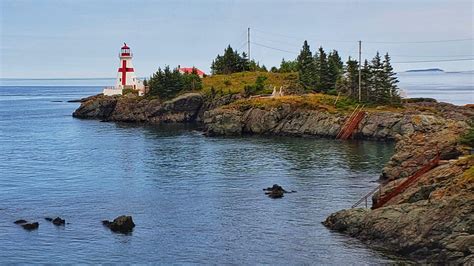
xmin=253 ymin=28 xmax=355 ymax=43
xmin=392 ymin=58 xmax=474 ymax=63
xmin=251 ymin=41 xmax=298 ymax=54
xmin=366 ymin=53 xmax=474 ymax=58
xmin=253 ymin=28 xmax=474 ymax=44
xmin=365 ymin=38 xmax=474 ymax=44
xmin=237 ymin=41 xmax=248 ymax=52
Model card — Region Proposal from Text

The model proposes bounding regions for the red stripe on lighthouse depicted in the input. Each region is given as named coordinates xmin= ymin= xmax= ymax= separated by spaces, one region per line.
xmin=118 ymin=60 xmax=134 ymax=86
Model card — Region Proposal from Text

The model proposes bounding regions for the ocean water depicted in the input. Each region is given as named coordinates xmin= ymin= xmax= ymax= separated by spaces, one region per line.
xmin=0 ymin=84 xmax=400 ymax=264
xmin=397 ymin=71 xmax=473 ymax=105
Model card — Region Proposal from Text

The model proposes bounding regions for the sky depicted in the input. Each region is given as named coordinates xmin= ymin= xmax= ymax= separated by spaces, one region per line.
xmin=0 ymin=0 xmax=473 ymax=78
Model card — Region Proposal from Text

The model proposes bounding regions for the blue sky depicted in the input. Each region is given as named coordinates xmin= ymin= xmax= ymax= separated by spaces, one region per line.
xmin=1 ymin=0 xmax=473 ymax=78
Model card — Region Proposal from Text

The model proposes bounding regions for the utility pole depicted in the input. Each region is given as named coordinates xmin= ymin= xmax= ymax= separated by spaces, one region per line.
xmin=358 ymin=40 xmax=362 ymax=102
xmin=247 ymin=27 xmax=251 ymax=61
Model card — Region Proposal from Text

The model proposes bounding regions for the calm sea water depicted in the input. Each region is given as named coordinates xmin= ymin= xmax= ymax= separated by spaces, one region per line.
xmin=397 ymin=71 xmax=473 ymax=105
xmin=0 ymin=84 xmax=400 ymax=264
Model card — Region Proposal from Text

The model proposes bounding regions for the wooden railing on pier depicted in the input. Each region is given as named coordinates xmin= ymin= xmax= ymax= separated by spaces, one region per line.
xmin=336 ymin=105 xmax=366 ymax=140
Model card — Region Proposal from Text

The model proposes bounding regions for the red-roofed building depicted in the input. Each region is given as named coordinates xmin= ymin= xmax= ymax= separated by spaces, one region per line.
xmin=178 ymin=67 xmax=206 ymax=78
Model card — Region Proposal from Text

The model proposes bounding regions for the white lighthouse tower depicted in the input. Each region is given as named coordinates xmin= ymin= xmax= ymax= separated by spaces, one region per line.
xmin=103 ymin=43 xmax=145 ymax=96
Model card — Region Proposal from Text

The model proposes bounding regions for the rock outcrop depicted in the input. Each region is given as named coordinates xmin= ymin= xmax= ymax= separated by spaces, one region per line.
xmin=102 ymin=215 xmax=135 ymax=233
xmin=324 ymin=156 xmax=474 ymax=264
xmin=73 ymin=93 xmax=204 ymax=123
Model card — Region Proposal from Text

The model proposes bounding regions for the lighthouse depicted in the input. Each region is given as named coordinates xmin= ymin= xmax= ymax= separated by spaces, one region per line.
xmin=103 ymin=43 xmax=145 ymax=96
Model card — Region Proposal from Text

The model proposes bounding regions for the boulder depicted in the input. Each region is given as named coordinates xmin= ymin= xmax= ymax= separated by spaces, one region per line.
xmin=14 ymin=219 xmax=27 ymax=224
xmin=263 ymin=184 xmax=294 ymax=199
xmin=102 ymin=215 xmax=135 ymax=233
xmin=21 ymin=222 xmax=39 ymax=231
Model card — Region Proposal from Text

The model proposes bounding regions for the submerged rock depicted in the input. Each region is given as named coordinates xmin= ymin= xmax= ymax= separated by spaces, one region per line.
xmin=263 ymin=184 xmax=294 ymax=199
xmin=21 ymin=222 xmax=39 ymax=231
xmin=52 ymin=217 xmax=65 ymax=226
xmin=14 ymin=219 xmax=27 ymax=224
xmin=102 ymin=215 xmax=135 ymax=233
xmin=45 ymin=217 xmax=65 ymax=226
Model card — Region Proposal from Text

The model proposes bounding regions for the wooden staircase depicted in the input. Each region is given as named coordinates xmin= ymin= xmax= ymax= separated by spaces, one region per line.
xmin=352 ymin=152 xmax=441 ymax=209
xmin=336 ymin=105 xmax=366 ymax=140
xmin=372 ymin=153 xmax=440 ymax=209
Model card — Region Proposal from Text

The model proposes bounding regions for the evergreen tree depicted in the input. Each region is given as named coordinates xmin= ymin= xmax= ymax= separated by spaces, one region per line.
xmin=361 ymin=59 xmax=371 ymax=102
xmin=345 ymin=57 xmax=359 ymax=97
xmin=382 ymin=53 xmax=400 ymax=102
xmin=279 ymin=58 xmax=298 ymax=73
xmin=182 ymin=67 xmax=203 ymax=91
xmin=210 ymin=45 xmax=248 ymax=74
xmin=316 ymin=47 xmax=331 ymax=92
xmin=369 ymin=52 xmax=389 ymax=104
xmin=241 ymin=52 xmax=250 ymax=72
xmin=297 ymin=40 xmax=317 ymax=90
xmin=327 ymin=50 xmax=343 ymax=90
xmin=148 ymin=66 xmax=202 ymax=100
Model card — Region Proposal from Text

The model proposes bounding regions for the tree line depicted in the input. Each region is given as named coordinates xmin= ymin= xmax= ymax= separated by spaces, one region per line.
xmin=209 ymin=41 xmax=400 ymax=105
xmin=294 ymin=40 xmax=399 ymax=104
xmin=146 ymin=41 xmax=400 ymax=105
xmin=146 ymin=66 xmax=202 ymax=100
xmin=210 ymin=45 xmax=268 ymax=74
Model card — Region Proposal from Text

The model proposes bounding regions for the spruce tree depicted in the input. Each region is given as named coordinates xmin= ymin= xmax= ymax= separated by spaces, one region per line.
xmin=316 ymin=47 xmax=330 ymax=93
xmin=297 ymin=41 xmax=317 ymax=90
xmin=328 ymin=50 xmax=343 ymax=91
xmin=210 ymin=45 xmax=248 ymax=74
xmin=361 ymin=59 xmax=371 ymax=102
xmin=345 ymin=57 xmax=359 ymax=98
xmin=382 ymin=53 xmax=400 ymax=102
xmin=370 ymin=52 xmax=389 ymax=104
xmin=279 ymin=58 xmax=298 ymax=73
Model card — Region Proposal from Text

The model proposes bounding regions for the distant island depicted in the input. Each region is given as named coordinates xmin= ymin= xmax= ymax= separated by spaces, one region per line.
xmin=405 ymin=68 xmax=444 ymax=73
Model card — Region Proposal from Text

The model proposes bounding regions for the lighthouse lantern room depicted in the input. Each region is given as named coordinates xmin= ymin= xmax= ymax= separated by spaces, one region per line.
xmin=103 ymin=43 xmax=145 ymax=96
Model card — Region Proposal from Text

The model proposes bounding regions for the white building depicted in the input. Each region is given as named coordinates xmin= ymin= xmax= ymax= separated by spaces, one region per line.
xmin=103 ymin=43 xmax=146 ymax=96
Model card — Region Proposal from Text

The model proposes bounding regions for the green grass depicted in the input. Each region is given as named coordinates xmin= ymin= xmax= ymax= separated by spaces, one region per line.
xmin=201 ymin=71 xmax=299 ymax=96
xmin=223 ymin=93 xmax=358 ymax=113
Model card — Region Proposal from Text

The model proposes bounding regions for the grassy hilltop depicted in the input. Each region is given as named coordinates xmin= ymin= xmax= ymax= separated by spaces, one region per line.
xmin=201 ymin=71 xmax=298 ymax=95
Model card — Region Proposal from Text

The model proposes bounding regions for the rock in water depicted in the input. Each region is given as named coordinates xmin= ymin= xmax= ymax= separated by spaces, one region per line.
xmin=21 ymin=222 xmax=39 ymax=231
xmin=44 ymin=217 xmax=53 ymax=222
xmin=52 ymin=217 xmax=65 ymax=226
xmin=14 ymin=219 xmax=27 ymax=224
xmin=102 ymin=215 xmax=135 ymax=233
xmin=267 ymin=190 xmax=284 ymax=199
xmin=264 ymin=184 xmax=289 ymax=198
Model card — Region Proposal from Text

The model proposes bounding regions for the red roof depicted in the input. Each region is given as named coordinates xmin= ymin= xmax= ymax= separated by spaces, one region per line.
xmin=121 ymin=43 xmax=130 ymax=49
xmin=179 ymin=67 xmax=205 ymax=76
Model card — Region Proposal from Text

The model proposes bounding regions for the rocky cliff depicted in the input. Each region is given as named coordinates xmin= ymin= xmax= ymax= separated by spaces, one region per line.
xmin=73 ymin=93 xmax=204 ymax=123
xmin=324 ymin=156 xmax=474 ymax=264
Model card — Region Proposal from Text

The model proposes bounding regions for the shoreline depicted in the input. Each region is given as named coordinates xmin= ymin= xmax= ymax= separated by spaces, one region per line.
xmin=72 ymin=92 xmax=473 ymax=263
